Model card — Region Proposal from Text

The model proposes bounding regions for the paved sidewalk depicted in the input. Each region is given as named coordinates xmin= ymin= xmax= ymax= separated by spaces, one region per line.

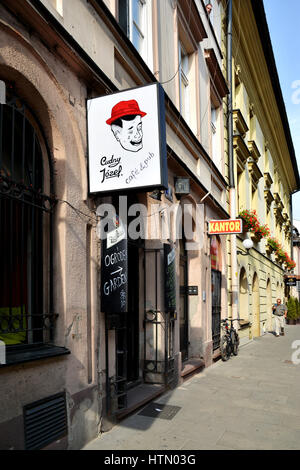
xmin=83 ymin=325 xmax=300 ymax=450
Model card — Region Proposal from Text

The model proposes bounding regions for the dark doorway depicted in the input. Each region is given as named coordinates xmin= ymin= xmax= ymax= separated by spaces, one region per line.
xmin=211 ymin=269 xmax=221 ymax=350
xmin=179 ymin=240 xmax=188 ymax=361
xmin=113 ymin=194 xmax=141 ymax=387
xmin=126 ymin=241 xmax=140 ymax=384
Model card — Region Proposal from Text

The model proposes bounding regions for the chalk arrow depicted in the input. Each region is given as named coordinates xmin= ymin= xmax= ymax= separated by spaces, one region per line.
xmin=110 ymin=266 xmax=123 ymax=276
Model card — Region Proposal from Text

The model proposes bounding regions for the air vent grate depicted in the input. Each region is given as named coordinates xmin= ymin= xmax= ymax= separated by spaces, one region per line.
xmin=24 ymin=392 xmax=67 ymax=450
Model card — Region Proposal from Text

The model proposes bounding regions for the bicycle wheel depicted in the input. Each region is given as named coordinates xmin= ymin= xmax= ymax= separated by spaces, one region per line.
xmin=232 ymin=332 xmax=239 ymax=356
xmin=220 ymin=335 xmax=230 ymax=361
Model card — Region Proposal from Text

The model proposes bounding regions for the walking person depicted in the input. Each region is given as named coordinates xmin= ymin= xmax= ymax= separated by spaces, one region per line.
xmin=272 ymin=298 xmax=287 ymax=337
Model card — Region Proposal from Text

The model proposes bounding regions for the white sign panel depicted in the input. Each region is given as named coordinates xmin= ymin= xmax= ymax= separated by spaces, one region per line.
xmin=87 ymin=83 xmax=168 ymax=194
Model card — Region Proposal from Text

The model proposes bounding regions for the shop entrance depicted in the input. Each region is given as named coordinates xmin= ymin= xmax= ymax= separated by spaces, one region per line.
xmin=106 ymin=239 xmax=142 ymax=414
xmin=211 ymin=236 xmax=222 ymax=350
xmin=124 ymin=242 xmax=140 ymax=385
xmin=179 ymin=240 xmax=189 ymax=361
xmin=252 ymin=273 xmax=260 ymax=337
xmin=114 ymin=242 xmax=139 ymax=389
xmin=211 ymin=269 xmax=222 ymax=350
xmin=105 ymin=195 xmax=142 ymax=414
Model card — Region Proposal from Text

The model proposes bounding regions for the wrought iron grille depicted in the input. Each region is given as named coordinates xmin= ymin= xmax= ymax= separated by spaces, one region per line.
xmin=143 ymin=248 xmax=175 ymax=386
xmin=0 ymin=90 xmax=57 ymax=348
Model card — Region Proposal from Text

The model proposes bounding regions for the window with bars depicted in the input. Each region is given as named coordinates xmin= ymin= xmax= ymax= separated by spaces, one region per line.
xmin=0 ymin=87 xmax=58 ymax=353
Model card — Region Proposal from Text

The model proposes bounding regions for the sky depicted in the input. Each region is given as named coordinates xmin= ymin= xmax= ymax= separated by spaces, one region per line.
xmin=263 ymin=0 xmax=300 ymax=221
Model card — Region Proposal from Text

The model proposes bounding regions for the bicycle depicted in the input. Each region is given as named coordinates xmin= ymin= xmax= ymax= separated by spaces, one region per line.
xmin=220 ymin=318 xmax=240 ymax=361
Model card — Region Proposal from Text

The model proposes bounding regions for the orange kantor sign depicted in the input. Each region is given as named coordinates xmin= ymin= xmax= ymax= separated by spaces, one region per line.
xmin=209 ymin=219 xmax=242 ymax=235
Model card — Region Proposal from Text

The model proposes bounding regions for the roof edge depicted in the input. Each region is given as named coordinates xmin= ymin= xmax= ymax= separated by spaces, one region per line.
xmin=251 ymin=0 xmax=300 ymax=191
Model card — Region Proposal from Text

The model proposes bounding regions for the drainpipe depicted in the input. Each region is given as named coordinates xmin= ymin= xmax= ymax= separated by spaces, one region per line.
xmin=290 ymin=193 xmax=293 ymax=262
xmin=290 ymin=191 xmax=299 ymax=260
xmin=227 ymin=0 xmax=239 ymax=325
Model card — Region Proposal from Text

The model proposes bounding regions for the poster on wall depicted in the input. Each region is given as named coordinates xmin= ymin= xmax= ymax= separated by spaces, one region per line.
xmin=87 ymin=83 xmax=168 ymax=194
xmin=101 ymin=217 xmax=128 ymax=314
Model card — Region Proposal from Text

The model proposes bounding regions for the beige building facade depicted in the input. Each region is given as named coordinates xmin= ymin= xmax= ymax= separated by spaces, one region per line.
xmin=0 ymin=0 xmax=231 ymax=449
xmin=224 ymin=0 xmax=300 ymax=342
xmin=1 ymin=0 xmax=298 ymax=451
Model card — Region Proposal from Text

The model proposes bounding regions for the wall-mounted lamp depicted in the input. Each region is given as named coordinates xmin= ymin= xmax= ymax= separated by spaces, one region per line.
xmin=237 ymin=238 xmax=254 ymax=256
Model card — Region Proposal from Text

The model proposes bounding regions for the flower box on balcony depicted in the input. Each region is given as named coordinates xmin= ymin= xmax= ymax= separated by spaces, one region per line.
xmin=251 ymin=233 xmax=263 ymax=244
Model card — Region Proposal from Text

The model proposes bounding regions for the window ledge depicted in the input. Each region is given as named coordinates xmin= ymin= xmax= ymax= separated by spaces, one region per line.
xmin=239 ymin=321 xmax=250 ymax=330
xmin=0 ymin=343 xmax=70 ymax=368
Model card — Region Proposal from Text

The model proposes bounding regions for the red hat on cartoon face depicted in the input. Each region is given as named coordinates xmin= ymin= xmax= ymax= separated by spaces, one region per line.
xmin=106 ymin=99 xmax=147 ymax=125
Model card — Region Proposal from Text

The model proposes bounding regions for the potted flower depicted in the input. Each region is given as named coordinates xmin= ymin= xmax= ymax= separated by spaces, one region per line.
xmin=286 ymin=297 xmax=298 ymax=325
xmin=267 ymin=237 xmax=280 ymax=254
xmin=238 ymin=209 xmax=259 ymax=233
xmin=238 ymin=210 xmax=270 ymax=243
xmin=275 ymin=247 xmax=286 ymax=264
xmin=252 ymin=223 xmax=270 ymax=243
xmin=285 ymin=255 xmax=296 ymax=271
xmin=288 ymin=261 xmax=296 ymax=271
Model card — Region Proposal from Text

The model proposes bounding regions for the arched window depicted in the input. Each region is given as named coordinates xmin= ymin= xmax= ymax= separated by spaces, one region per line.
xmin=239 ymin=267 xmax=249 ymax=321
xmin=0 ymin=87 xmax=56 ymax=351
xmin=252 ymin=272 xmax=260 ymax=337
xmin=211 ymin=236 xmax=222 ymax=350
xmin=179 ymin=238 xmax=188 ymax=361
xmin=266 ymin=278 xmax=272 ymax=331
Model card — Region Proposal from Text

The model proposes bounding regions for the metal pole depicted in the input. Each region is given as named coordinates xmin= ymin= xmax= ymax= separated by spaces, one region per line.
xmin=227 ymin=0 xmax=234 ymax=191
xmin=227 ymin=0 xmax=239 ymax=327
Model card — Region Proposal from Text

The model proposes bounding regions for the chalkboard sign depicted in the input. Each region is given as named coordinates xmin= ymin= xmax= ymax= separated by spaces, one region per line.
xmin=101 ymin=222 xmax=128 ymax=314
xmin=164 ymin=244 xmax=176 ymax=312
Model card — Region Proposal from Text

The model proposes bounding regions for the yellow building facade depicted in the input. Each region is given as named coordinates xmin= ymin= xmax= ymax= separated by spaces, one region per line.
xmin=224 ymin=0 xmax=300 ymax=342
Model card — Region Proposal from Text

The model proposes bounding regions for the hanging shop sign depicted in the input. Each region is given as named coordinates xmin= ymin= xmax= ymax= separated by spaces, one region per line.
xmin=284 ymin=277 xmax=297 ymax=287
xmin=208 ymin=219 xmax=243 ymax=235
xmin=101 ymin=218 xmax=128 ymax=314
xmin=164 ymin=244 xmax=176 ymax=313
xmin=87 ymin=83 xmax=168 ymax=194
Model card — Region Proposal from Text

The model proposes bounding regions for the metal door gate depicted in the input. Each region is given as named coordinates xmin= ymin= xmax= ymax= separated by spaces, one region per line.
xmin=105 ymin=247 xmax=176 ymax=416
xmin=143 ymin=248 xmax=175 ymax=386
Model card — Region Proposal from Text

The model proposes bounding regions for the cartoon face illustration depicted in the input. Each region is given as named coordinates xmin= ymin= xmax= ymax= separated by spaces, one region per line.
xmin=106 ymin=100 xmax=147 ymax=153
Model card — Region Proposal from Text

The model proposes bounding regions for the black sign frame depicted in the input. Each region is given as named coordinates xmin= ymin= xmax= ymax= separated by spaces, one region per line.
xmin=87 ymin=83 xmax=168 ymax=196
